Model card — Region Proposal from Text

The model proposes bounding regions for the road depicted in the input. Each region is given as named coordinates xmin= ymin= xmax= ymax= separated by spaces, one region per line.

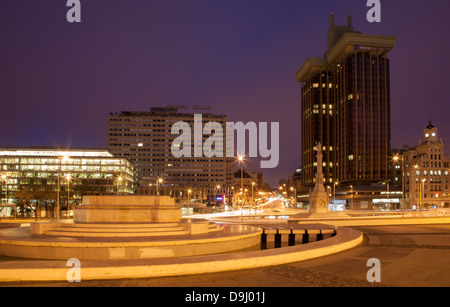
xmin=2 ymin=224 xmax=449 ymax=287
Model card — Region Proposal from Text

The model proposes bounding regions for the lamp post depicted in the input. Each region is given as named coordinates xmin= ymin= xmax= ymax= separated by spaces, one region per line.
xmin=414 ymin=164 xmax=419 ymax=211
xmin=290 ymin=186 xmax=294 ymax=206
xmin=251 ymin=182 xmax=255 ymax=206
xmin=238 ymin=155 xmax=244 ymax=206
xmin=350 ymin=185 xmax=353 ymax=209
xmin=157 ymin=177 xmax=163 ymax=196
xmin=334 ymin=181 xmax=338 ymax=207
xmin=1 ymin=175 xmax=7 ymax=219
xmin=231 ymin=186 xmax=234 ymax=205
xmin=187 ymin=189 xmax=192 ymax=215
xmin=394 ymin=155 xmax=405 ymax=217
xmin=387 ymin=182 xmax=390 ymax=210
xmin=56 ymin=156 xmax=69 ymax=220
xmin=214 ymin=184 xmax=220 ymax=207
xmin=382 ymin=181 xmax=390 ymax=210
xmin=66 ymin=175 xmax=71 ymax=216
xmin=420 ymin=178 xmax=426 ymax=213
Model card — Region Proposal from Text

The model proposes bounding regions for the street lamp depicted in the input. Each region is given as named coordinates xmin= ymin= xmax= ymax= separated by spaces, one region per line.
xmin=420 ymin=178 xmax=426 ymax=213
xmin=251 ymin=182 xmax=255 ymax=205
xmin=393 ymin=155 xmax=405 ymax=217
xmin=214 ymin=185 xmax=220 ymax=206
xmin=414 ymin=164 xmax=419 ymax=210
xmin=237 ymin=155 xmax=245 ymax=206
xmin=66 ymin=174 xmax=71 ymax=212
xmin=382 ymin=181 xmax=390 ymax=210
xmin=157 ymin=177 xmax=163 ymax=196
xmin=1 ymin=175 xmax=7 ymax=219
xmin=187 ymin=189 xmax=192 ymax=215
xmin=333 ymin=181 xmax=338 ymax=207
xmin=56 ymin=155 xmax=70 ymax=220
xmin=350 ymin=185 xmax=353 ymax=209
xmin=231 ymin=186 xmax=234 ymax=205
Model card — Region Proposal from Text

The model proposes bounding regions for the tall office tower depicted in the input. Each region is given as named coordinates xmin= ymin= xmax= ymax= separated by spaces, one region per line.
xmin=107 ymin=108 xmax=234 ymax=195
xmin=295 ymin=13 xmax=396 ymax=187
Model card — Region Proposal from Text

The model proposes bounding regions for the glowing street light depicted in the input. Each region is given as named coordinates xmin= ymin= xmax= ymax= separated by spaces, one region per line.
xmin=157 ymin=177 xmax=163 ymax=196
xmin=237 ymin=155 xmax=245 ymax=206
xmin=252 ymin=182 xmax=255 ymax=205
xmin=66 ymin=175 xmax=71 ymax=212
xmin=56 ymin=155 xmax=70 ymax=220
xmin=1 ymin=175 xmax=7 ymax=219
xmin=393 ymin=155 xmax=405 ymax=217
xmin=187 ymin=189 xmax=192 ymax=214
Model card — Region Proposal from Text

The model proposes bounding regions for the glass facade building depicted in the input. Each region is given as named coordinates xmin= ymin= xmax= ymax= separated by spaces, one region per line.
xmin=0 ymin=148 xmax=134 ymax=216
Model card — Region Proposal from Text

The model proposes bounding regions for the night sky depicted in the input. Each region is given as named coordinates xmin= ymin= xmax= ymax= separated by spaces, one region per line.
xmin=1 ymin=1 xmax=449 ymax=187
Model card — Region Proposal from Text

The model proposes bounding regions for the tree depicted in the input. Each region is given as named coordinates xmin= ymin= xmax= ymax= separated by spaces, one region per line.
xmin=15 ymin=186 xmax=35 ymax=219
xmin=15 ymin=184 xmax=55 ymax=220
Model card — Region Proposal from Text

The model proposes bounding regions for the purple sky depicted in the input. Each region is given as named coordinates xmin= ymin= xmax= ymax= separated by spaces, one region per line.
xmin=0 ymin=1 xmax=449 ymax=187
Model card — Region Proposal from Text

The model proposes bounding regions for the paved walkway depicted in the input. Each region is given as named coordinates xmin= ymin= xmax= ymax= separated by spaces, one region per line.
xmin=2 ymin=224 xmax=449 ymax=287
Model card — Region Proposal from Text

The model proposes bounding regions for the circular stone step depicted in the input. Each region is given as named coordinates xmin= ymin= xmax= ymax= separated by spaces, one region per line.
xmin=52 ymin=225 xmax=186 ymax=233
xmin=44 ymin=229 xmax=190 ymax=237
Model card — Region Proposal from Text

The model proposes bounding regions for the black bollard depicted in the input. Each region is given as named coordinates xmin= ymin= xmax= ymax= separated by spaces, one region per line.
xmin=261 ymin=232 xmax=267 ymax=250
xmin=317 ymin=232 xmax=324 ymax=241
xmin=288 ymin=233 xmax=295 ymax=246
xmin=274 ymin=233 xmax=282 ymax=248
xmin=302 ymin=230 xmax=309 ymax=244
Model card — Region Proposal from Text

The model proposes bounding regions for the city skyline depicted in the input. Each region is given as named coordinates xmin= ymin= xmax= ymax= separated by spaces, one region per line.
xmin=1 ymin=1 xmax=450 ymax=187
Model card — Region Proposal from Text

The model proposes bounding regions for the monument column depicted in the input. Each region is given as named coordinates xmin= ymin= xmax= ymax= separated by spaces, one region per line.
xmin=309 ymin=142 xmax=329 ymax=215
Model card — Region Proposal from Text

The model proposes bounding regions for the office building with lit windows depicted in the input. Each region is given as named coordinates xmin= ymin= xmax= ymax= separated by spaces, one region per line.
xmin=296 ymin=13 xmax=396 ymax=188
xmin=107 ymin=108 xmax=234 ymax=203
xmin=0 ymin=147 xmax=134 ymax=217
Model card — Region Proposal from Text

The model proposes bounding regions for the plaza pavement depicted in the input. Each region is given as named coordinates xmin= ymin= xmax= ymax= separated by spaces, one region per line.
xmin=0 ymin=214 xmax=449 ymax=287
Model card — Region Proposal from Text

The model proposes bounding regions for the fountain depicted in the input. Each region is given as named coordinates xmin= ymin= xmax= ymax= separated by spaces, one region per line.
xmin=0 ymin=196 xmax=261 ymax=260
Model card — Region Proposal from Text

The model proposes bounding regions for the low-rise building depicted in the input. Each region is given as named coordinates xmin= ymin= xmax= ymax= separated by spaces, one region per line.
xmin=0 ymin=147 xmax=134 ymax=217
xmin=402 ymin=122 xmax=450 ymax=209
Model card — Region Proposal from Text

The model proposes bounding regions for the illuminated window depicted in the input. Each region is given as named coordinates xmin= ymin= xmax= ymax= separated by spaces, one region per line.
xmin=348 ymin=155 xmax=354 ymax=161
